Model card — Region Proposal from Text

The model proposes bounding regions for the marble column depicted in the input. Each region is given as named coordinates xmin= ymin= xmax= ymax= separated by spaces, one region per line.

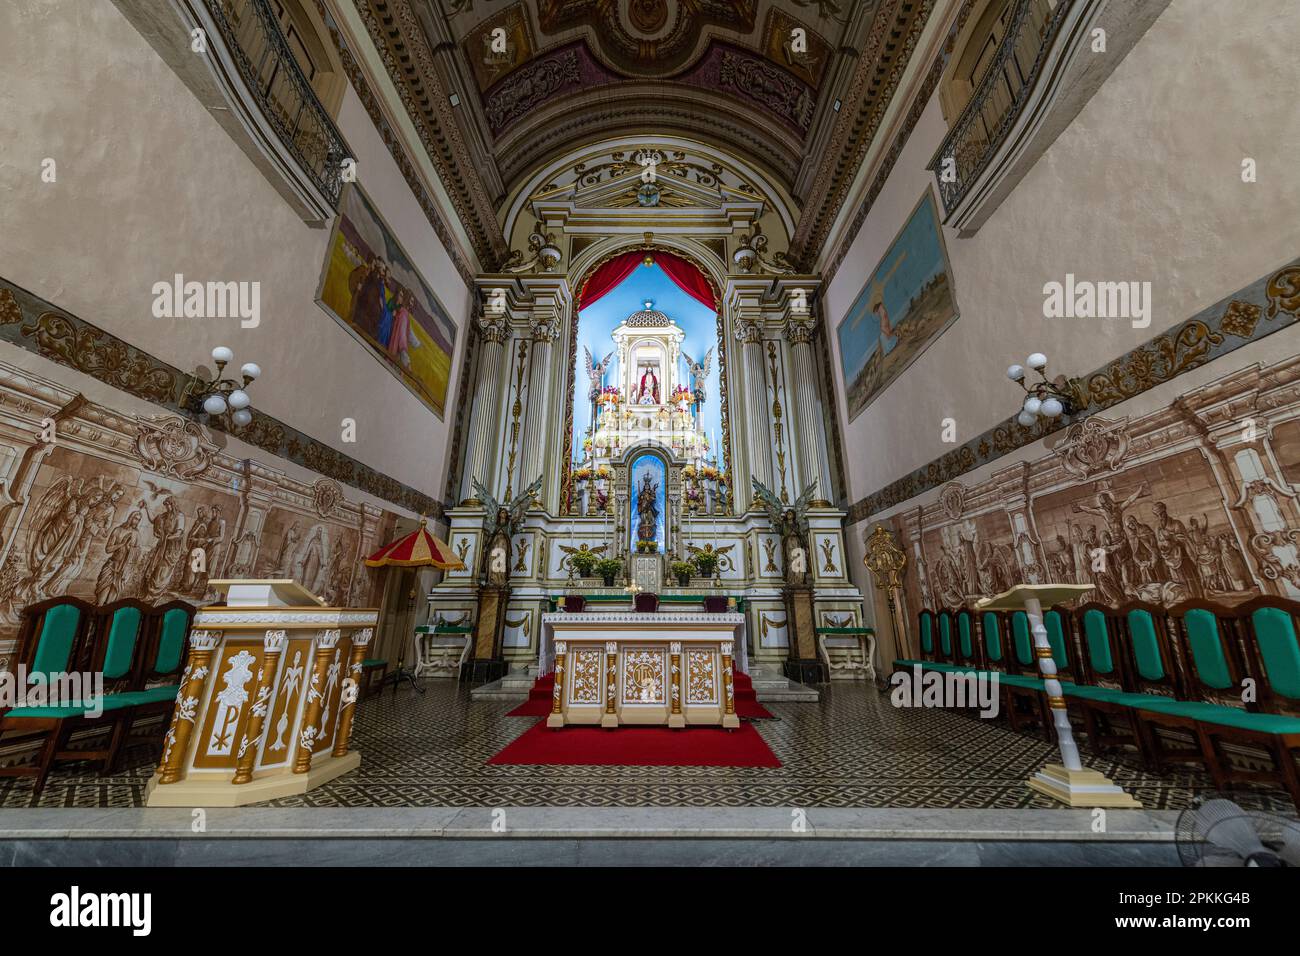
xmin=785 ymin=318 xmax=833 ymax=503
xmin=460 ymin=313 xmax=510 ymax=503
xmin=519 ymin=318 xmax=557 ymax=505
xmin=737 ymin=319 xmax=773 ymax=508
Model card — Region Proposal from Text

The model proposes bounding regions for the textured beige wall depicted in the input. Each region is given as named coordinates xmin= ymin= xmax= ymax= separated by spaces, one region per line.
xmin=0 ymin=0 xmax=472 ymax=508
xmin=823 ymin=0 xmax=1300 ymax=507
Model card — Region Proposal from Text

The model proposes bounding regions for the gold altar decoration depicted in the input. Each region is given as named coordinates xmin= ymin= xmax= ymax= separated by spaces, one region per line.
xmin=145 ymin=579 xmax=378 ymax=807
xmin=863 ymin=524 xmax=909 ymax=660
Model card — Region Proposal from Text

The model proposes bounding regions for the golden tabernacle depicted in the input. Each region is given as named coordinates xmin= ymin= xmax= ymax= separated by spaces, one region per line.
xmin=542 ymin=611 xmax=743 ymax=730
xmin=144 ymin=580 xmax=379 ymax=807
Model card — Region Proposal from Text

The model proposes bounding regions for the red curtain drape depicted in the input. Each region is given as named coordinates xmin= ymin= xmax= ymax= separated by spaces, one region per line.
xmin=578 ymin=249 xmax=717 ymax=311
xmin=578 ymin=252 xmax=642 ymax=309
xmin=655 ymin=251 xmax=717 ymax=310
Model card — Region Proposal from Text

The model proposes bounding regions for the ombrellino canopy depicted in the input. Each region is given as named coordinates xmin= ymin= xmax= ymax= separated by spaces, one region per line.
xmin=364 ymin=518 xmax=465 ymax=570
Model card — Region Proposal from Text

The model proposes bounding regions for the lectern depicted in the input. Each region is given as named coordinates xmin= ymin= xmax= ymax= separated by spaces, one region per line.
xmin=144 ymin=579 xmax=379 ymax=807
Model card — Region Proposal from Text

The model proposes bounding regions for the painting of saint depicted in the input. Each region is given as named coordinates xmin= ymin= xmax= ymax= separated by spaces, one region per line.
xmin=837 ymin=189 xmax=958 ymax=421
xmin=317 ymin=184 xmax=457 ymax=417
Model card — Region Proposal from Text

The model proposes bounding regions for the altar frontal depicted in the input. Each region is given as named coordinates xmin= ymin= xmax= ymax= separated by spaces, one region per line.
xmin=543 ymin=611 xmax=743 ymax=730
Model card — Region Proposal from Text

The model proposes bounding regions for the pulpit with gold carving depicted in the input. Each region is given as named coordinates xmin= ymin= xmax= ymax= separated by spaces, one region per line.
xmin=145 ymin=579 xmax=379 ymax=807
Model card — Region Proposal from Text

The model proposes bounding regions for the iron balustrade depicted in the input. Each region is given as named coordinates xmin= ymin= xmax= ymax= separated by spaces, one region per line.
xmin=206 ymin=0 xmax=346 ymax=207
xmin=930 ymin=0 xmax=1073 ymax=216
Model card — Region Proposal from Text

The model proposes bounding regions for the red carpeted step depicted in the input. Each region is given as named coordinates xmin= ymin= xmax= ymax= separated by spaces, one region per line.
xmin=508 ymin=671 xmax=773 ymax=720
xmin=487 ymin=719 xmax=781 ymax=767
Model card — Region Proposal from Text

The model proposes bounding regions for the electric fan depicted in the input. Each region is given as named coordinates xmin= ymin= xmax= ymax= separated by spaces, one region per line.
xmin=1175 ymin=797 xmax=1300 ymax=867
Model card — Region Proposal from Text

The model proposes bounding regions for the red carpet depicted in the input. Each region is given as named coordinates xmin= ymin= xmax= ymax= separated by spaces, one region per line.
xmin=505 ymin=672 xmax=774 ymax=720
xmin=487 ymin=719 xmax=781 ymax=767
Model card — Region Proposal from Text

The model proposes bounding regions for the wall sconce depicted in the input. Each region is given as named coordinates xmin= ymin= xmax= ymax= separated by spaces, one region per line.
xmin=192 ymin=346 xmax=262 ymax=428
xmin=1007 ymin=352 xmax=1078 ymax=426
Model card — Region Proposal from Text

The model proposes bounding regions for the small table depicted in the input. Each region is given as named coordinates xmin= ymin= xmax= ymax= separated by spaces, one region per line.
xmin=977 ymin=584 xmax=1140 ymax=807
xmin=816 ymin=627 xmax=877 ymax=681
xmin=413 ymin=624 xmax=472 ymax=680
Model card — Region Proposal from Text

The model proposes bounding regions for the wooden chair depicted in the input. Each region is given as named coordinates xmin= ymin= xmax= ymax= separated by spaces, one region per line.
xmin=0 ymin=597 xmax=132 ymax=794
xmin=1191 ymin=597 xmax=1300 ymax=809
xmin=907 ymin=608 xmax=935 ymax=665
xmin=115 ymin=600 xmax=195 ymax=763
xmin=1062 ymin=602 xmax=1153 ymax=762
xmin=952 ymin=607 xmax=981 ymax=670
xmin=999 ymin=609 xmax=1050 ymax=737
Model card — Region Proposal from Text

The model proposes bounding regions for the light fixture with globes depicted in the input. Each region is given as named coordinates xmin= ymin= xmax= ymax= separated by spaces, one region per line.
xmin=1006 ymin=352 xmax=1079 ymax=427
xmin=189 ymin=346 xmax=262 ymax=428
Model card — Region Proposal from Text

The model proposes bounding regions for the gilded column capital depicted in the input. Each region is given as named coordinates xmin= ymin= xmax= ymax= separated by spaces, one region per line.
xmin=734 ymin=318 xmax=763 ymax=345
xmin=478 ymin=314 xmax=509 ymax=344
xmin=352 ymin=627 xmax=374 ymax=646
xmin=783 ymin=318 xmax=816 ymax=345
xmin=530 ymin=315 xmax=560 ymax=343
xmin=319 ymin=628 xmax=342 ymax=648
xmin=189 ymin=630 xmax=221 ymax=650
xmin=263 ymin=629 xmax=288 ymax=652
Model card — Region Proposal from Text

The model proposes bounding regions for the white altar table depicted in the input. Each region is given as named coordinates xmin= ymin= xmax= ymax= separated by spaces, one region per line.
xmin=541 ymin=611 xmax=744 ymax=729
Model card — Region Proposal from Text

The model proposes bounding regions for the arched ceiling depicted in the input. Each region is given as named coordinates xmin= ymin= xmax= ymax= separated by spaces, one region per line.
xmin=352 ymin=0 xmax=940 ymax=271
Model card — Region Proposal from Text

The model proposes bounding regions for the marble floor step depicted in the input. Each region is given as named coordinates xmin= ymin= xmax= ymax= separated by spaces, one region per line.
xmin=469 ymin=677 xmax=530 ymax=701
xmin=754 ymin=678 xmax=819 ymax=703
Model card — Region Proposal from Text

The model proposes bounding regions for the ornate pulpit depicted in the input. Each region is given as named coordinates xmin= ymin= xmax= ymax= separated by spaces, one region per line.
xmin=145 ymin=579 xmax=378 ymax=807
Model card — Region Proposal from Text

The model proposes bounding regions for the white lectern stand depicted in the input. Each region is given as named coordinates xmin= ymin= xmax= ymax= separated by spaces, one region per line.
xmin=977 ymin=584 xmax=1141 ymax=808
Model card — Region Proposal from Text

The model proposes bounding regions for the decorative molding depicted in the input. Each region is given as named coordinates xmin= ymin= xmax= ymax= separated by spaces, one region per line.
xmin=541 ymin=611 xmax=744 ymax=625
xmin=847 ymin=258 xmax=1300 ymax=523
xmin=0 ymin=279 xmax=443 ymax=518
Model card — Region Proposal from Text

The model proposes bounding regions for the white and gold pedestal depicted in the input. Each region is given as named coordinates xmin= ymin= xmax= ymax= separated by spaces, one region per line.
xmin=145 ymin=579 xmax=379 ymax=807
xmin=978 ymin=584 xmax=1141 ymax=809
xmin=542 ymin=612 xmax=743 ymax=730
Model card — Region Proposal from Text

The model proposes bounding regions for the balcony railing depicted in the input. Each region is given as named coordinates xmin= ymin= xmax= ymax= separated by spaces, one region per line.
xmin=205 ymin=0 xmax=345 ymax=208
xmin=930 ymin=0 xmax=1074 ymax=216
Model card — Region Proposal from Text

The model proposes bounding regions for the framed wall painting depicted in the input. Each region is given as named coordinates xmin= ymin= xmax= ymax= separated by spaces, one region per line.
xmin=837 ymin=188 xmax=958 ymax=422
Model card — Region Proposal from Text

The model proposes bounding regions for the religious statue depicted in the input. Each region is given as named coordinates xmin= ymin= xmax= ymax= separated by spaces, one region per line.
xmin=753 ymin=477 xmax=817 ymax=586
xmin=472 ymin=475 xmax=542 ymax=586
xmin=637 ymin=364 xmax=661 ymax=404
xmin=583 ymin=347 xmax=615 ymax=401
xmin=683 ymin=348 xmax=713 ymax=405
xmin=636 ymin=472 xmax=660 ymax=546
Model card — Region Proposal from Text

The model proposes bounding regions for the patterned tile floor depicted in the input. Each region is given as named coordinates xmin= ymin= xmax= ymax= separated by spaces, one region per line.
xmin=0 ymin=681 xmax=1294 ymax=812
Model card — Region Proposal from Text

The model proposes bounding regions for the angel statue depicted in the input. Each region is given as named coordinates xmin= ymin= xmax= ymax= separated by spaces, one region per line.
xmin=583 ymin=347 xmax=615 ymax=402
xmin=753 ymin=477 xmax=818 ymax=586
xmin=472 ymin=475 xmax=543 ymax=586
xmin=683 ymin=348 xmax=713 ymax=405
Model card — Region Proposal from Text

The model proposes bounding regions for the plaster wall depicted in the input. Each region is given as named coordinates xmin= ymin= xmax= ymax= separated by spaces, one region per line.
xmin=823 ymin=0 xmax=1300 ymax=508
xmin=0 ymin=0 xmax=472 ymax=510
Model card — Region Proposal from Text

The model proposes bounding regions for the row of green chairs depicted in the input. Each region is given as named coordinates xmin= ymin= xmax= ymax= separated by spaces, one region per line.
xmin=896 ymin=597 xmax=1300 ymax=811
xmin=0 ymin=596 xmax=195 ymax=795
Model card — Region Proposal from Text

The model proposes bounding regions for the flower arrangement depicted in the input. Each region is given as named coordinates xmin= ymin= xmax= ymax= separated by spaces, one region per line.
xmin=669 ymin=560 xmax=694 ymax=586
xmin=582 ymin=437 xmax=593 ymax=451
xmin=635 ymin=539 xmax=657 ymax=554
xmin=595 ymin=465 xmax=613 ymax=479
xmin=594 ymin=556 xmax=622 ymax=585
xmin=670 ymin=385 xmax=693 ymax=405
xmin=692 ymin=550 xmax=719 ymax=577
xmin=598 ymin=386 xmax=622 ymax=405
xmin=572 ymin=466 xmax=592 ymax=482
xmin=681 ymin=464 xmax=697 ymax=480
xmin=700 ymin=465 xmax=721 ymax=481
xmin=569 ymin=549 xmax=598 ymax=577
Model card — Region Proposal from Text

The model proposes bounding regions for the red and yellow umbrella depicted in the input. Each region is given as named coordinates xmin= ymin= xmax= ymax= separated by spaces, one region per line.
xmin=364 ymin=517 xmax=465 ymax=570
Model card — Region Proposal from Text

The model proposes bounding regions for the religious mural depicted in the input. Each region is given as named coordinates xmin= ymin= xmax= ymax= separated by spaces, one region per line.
xmin=0 ymin=360 xmax=393 ymax=662
xmin=837 ymin=189 xmax=958 ymax=421
xmin=317 ymin=183 xmax=457 ymax=417
xmin=884 ymin=355 xmax=1300 ymax=621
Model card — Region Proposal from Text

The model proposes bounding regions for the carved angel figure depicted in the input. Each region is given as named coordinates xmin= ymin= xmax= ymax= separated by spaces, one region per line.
xmin=753 ymin=477 xmax=817 ymax=585
xmin=583 ymin=347 xmax=615 ymax=401
xmin=472 ymin=474 xmax=543 ymax=583
xmin=683 ymin=348 xmax=713 ymax=404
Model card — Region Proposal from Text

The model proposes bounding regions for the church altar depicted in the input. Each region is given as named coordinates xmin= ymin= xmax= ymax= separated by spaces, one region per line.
xmin=542 ymin=611 xmax=744 ymax=729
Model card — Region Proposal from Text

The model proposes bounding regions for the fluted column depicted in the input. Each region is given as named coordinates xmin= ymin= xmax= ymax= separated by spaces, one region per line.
xmin=784 ymin=318 xmax=833 ymax=502
xmin=519 ymin=318 xmax=557 ymax=504
xmin=460 ymin=314 xmax=510 ymax=503
xmin=232 ymin=629 xmax=286 ymax=785
xmin=332 ymin=627 xmax=373 ymax=758
xmin=737 ymin=319 xmax=773 ymax=508
xmin=293 ymin=629 xmax=341 ymax=774
xmin=157 ymin=629 xmax=221 ymax=784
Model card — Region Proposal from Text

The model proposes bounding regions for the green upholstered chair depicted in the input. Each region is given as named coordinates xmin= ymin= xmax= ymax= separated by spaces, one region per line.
xmin=979 ymin=610 xmax=1006 ymax=673
xmin=916 ymin=609 xmax=936 ymax=664
xmin=936 ymin=609 xmax=955 ymax=664
xmin=1063 ymin=603 xmax=1158 ymax=765
xmin=1184 ymin=598 xmax=1300 ymax=811
xmin=998 ymin=609 xmax=1050 ymax=738
xmin=953 ymin=608 xmax=980 ymax=669
xmin=0 ymin=596 xmax=131 ymax=794
xmin=114 ymin=600 xmax=196 ymax=762
xmin=1043 ymin=605 xmax=1078 ymax=684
